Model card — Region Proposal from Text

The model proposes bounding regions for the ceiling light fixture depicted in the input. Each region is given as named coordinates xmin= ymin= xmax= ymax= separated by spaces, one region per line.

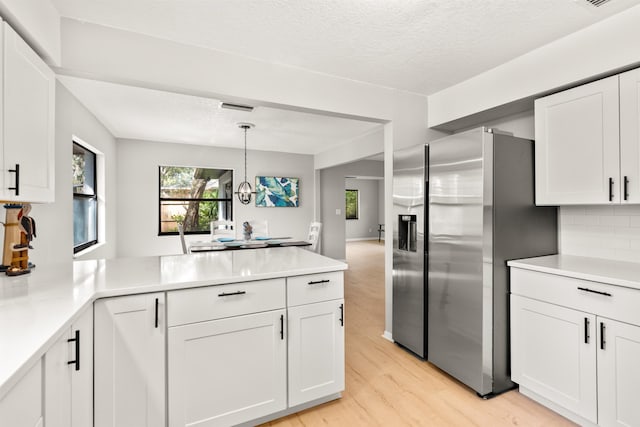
xmin=235 ymin=122 xmax=256 ymax=205
xmin=220 ymin=102 xmax=254 ymax=112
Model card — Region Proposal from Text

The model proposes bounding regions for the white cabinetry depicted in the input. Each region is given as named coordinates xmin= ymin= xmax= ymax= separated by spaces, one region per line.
xmin=167 ymin=279 xmax=287 ymax=427
xmin=619 ymin=67 xmax=640 ymax=204
xmin=1 ymin=22 xmax=55 ymax=203
xmin=44 ymin=306 xmax=93 ymax=427
xmin=0 ymin=360 xmax=43 ymax=427
xmin=94 ymin=293 xmax=166 ymax=427
xmin=287 ymin=272 xmax=345 ymax=407
xmin=535 ymin=76 xmax=620 ymax=205
xmin=510 ymin=267 xmax=640 ymax=426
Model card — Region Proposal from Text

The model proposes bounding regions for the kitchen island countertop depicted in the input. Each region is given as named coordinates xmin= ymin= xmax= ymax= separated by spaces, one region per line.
xmin=0 ymin=247 xmax=347 ymax=399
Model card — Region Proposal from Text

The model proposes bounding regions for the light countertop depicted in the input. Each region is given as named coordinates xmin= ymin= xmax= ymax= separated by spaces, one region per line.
xmin=0 ymin=247 xmax=347 ymax=399
xmin=507 ymin=254 xmax=640 ymax=291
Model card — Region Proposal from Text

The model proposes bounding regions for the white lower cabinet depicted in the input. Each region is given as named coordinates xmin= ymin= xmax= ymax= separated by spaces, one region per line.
xmin=511 ymin=296 xmax=597 ymax=423
xmin=288 ymin=299 xmax=345 ymax=407
xmin=94 ymin=292 xmax=166 ymax=427
xmin=511 ymin=267 xmax=640 ymax=427
xmin=0 ymin=359 xmax=43 ymax=427
xmin=168 ymin=309 xmax=287 ymax=427
xmin=597 ymin=317 xmax=640 ymax=427
xmin=44 ymin=306 xmax=93 ymax=427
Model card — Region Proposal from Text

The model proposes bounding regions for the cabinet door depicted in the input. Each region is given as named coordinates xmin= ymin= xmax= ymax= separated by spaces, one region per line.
xmin=0 ymin=359 xmax=43 ymax=427
xmin=535 ymin=75 xmax=620 ymax=205
xmin=288 ymin=299 xmax=345 ymax=407
xmin=95 ymin=293 xmax=166 ymax=427
xmin=511 ymin=296 xmax=597 ymax=423
xmin=2 ymin=23 xmax=55 ymax=203
xmin=597 ymin=317 xmax=640 ymax=427
xmin=620 ymin=68 xmax=640 ymax=204
xmin=44 ymin=306 xmax=93 ymax=427
xmin=168 ymin=309 xmax=287 ymax=427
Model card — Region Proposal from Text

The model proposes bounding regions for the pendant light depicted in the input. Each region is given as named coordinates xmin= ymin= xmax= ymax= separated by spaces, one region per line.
xmin=235 ymin=122 xmax=255 ymax=205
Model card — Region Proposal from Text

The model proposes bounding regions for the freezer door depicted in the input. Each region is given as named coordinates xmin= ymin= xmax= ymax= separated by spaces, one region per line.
xmin=427 ymin=128 xmax=492 ymax=395
xmin=392 ymin=144 xmax=426 ymax=358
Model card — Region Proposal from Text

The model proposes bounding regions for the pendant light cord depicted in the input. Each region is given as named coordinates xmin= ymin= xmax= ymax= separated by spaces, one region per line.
xmin=243 ymin=126 xmax=248 ymax=183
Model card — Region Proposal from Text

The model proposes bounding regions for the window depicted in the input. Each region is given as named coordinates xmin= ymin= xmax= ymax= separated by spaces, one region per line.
xmin=345 ymin=189 xmax=359 ymax=220
xmin=159 ymin=166 xmax=233 ymax=235
xmin=73 ymin=143 xmax=98 ymax=253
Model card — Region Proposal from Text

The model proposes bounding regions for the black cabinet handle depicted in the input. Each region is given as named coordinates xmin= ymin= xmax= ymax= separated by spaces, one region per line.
xmin=280 ymin=314 xmax=284 ymax=340
xmin=339 ymin=303 xmax=344 ymax=327
xmin=609 ymin=177 xmax=614 ymax=202
xmin=624 ymin=176 xmax=630 ymax=201
xmin=155 ymin=298 xmax=159 ymax=328
xmin=67 ymin=330 xmax=80 ymax=371
xmin=308 ymin=279 xmax=330 ymax=285
xmin=577 ymin=287 xmax=612 ymax=297
xmin=584 ymin=318 xmax=590 ymax=344
xmin=600 ymin=322 xmax=606 ymax=350
xmin=8 ymin=164 xmax=19 ymax=196
xmin=218 ymin=291 xmax=246 ymax=297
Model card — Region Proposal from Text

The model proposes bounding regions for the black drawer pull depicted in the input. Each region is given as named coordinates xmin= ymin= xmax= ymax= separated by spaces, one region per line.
xmin=577 ymin=287 xmax=612 ymax=297
xmin=155 ymin=298 xmax=159 ymax=328
xmin=624 ymin=176 xmax=630 ymax=201
xmin=67 ymin=330 xmax=80 ymax=371
xmin=280 ymin=314 xmax=284 ymax=340
xmin=600 ymin=322 xmax=606 ymax=350
xmin=609 ymin=177 xmax=614 ymax=202
xmin=308 ymin=279 xmax=330 ymax=285
xmin=218 ymin=291 xmax=246 ymax=297
xmin=339 ymin=303 xmax=344 ymax=327
xmin=584 ymin=318 xmax=590 ymax=344
xmin=8 ymin=164 xmax=19 ymax=196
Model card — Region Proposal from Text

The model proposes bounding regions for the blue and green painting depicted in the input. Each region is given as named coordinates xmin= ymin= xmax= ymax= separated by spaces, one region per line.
xmin=255 ymin=176 xmax=299 ymax=207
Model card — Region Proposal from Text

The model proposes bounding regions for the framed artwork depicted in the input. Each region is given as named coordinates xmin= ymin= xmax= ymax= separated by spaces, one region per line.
xmin=255 ymin=176 xmax=299 ymax=207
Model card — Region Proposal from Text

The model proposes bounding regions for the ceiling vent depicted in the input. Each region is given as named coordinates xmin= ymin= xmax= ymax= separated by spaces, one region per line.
xmin=219 ymin=102 xmax=254 ymax=112
xmin=582 ymin=0 xmax=613 ymax=6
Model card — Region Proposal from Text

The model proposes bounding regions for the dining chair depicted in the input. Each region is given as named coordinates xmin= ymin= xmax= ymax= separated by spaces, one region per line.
xmin=211 ymin=220 xmax=235 ymax=239
xmin=307 ymin=221 xmax=322 ymax=253
xmin=177 ymin=223 xmax=188 ymax=254
xmin=247 ymin=220 xmax=269 ymax=238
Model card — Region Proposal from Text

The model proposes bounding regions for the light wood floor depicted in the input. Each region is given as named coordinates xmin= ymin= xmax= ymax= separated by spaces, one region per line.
xmin=264 ymin=240 xmax=575 ymax=426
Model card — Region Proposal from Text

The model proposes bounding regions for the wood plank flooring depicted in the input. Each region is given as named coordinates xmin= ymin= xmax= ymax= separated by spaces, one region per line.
xmin=263 ymin=240 xmax=575 ymax=426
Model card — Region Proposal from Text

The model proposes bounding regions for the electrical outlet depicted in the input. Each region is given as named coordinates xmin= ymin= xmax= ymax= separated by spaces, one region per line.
xmin=335 ymin=209 xmax=341 ymax=215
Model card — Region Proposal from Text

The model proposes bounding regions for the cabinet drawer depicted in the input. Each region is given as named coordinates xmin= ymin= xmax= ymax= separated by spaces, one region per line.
xmin=168 ymin=278 xmax=285 ymax=326
xmin=511 ymin=268 xmax=640 ymax=326
xmin=288 ymin=272 xmax=344 ymax=306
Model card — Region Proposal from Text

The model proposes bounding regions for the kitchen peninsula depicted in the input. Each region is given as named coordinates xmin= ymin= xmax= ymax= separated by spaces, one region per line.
xmin=0 ymin=247 xmax=347 ymax=427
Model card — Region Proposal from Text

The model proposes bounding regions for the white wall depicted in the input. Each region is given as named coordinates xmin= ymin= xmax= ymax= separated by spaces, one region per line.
xmin=320 ymin=160 xmax=383 ymax=260
xmin=378 ymin=180 xmax=385 ymax=230
xmin=116 ymin=139 xmax=314 ymax=257
xmin=345 ymin=178 xmax=381 ymax=240
xmin=28 ymin=81 xmax=117 ymax=266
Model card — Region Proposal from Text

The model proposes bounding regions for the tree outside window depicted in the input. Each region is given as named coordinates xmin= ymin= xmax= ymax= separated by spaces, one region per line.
xmin=345 ymin=189 xmax=359 ymax=220
xmin=159 ymin=166 xmax=233 ymax=234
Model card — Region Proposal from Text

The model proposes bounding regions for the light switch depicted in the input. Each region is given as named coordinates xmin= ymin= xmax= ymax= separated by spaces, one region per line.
xmin=335 ymin=209 xmax=341 ymax=215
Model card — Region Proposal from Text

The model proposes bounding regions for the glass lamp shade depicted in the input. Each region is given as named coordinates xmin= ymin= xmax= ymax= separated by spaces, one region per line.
xmin=236 ymin=180 xmax=253 ymax=205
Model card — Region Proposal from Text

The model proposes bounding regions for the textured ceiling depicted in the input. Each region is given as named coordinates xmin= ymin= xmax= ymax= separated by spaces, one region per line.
xmin=52 ymin=0 xmax=640 ymax=95
xmin=58 ymin=76 xmax=382 ymax=155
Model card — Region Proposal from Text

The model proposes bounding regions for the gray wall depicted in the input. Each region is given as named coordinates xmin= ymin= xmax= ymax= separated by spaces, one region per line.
xmin=345 ymin=178 xmax=382 ymax=240
xmin=320 ymin=159 xmax=383 ymax=260
xmin=25 ymin=82 xmax=118 ymax=266
xmin=116 ymin=139 xmax=315 ymax=257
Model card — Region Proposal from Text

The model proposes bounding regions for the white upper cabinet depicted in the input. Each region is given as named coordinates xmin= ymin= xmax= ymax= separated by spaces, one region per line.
xmin=535 ymin=75 xmax=620 ymax=205
xmin=1 ymin=22 xmax=55 ymax=203
xmin=619 ymin=68 xmax=640 ymax=204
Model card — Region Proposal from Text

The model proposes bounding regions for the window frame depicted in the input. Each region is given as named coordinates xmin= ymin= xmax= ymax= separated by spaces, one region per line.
xmin=73 ymin=141 xmax=98 ymax=254
xmin=158 ymin=166 xmax=234 ymax=236
xmin=345 ymin=188 xmax=359 ymax=220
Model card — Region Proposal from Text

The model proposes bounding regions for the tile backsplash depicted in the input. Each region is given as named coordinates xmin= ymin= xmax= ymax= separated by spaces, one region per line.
xmin=560 ymin=205 xmax=640 ymax=262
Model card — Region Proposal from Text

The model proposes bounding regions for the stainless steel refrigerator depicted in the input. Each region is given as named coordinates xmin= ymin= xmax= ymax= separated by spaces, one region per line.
xmin=393 ymin=127 xmax=557 ymax=396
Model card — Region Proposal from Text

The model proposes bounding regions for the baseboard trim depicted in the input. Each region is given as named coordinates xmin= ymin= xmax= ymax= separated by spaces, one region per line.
xmin=518 ymin=386 xmax=597 ymax=427
xmin=382 ymin=330 xmax=394 ymax=342
xmin=238 ymin=393 xmax=342 ymax=426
